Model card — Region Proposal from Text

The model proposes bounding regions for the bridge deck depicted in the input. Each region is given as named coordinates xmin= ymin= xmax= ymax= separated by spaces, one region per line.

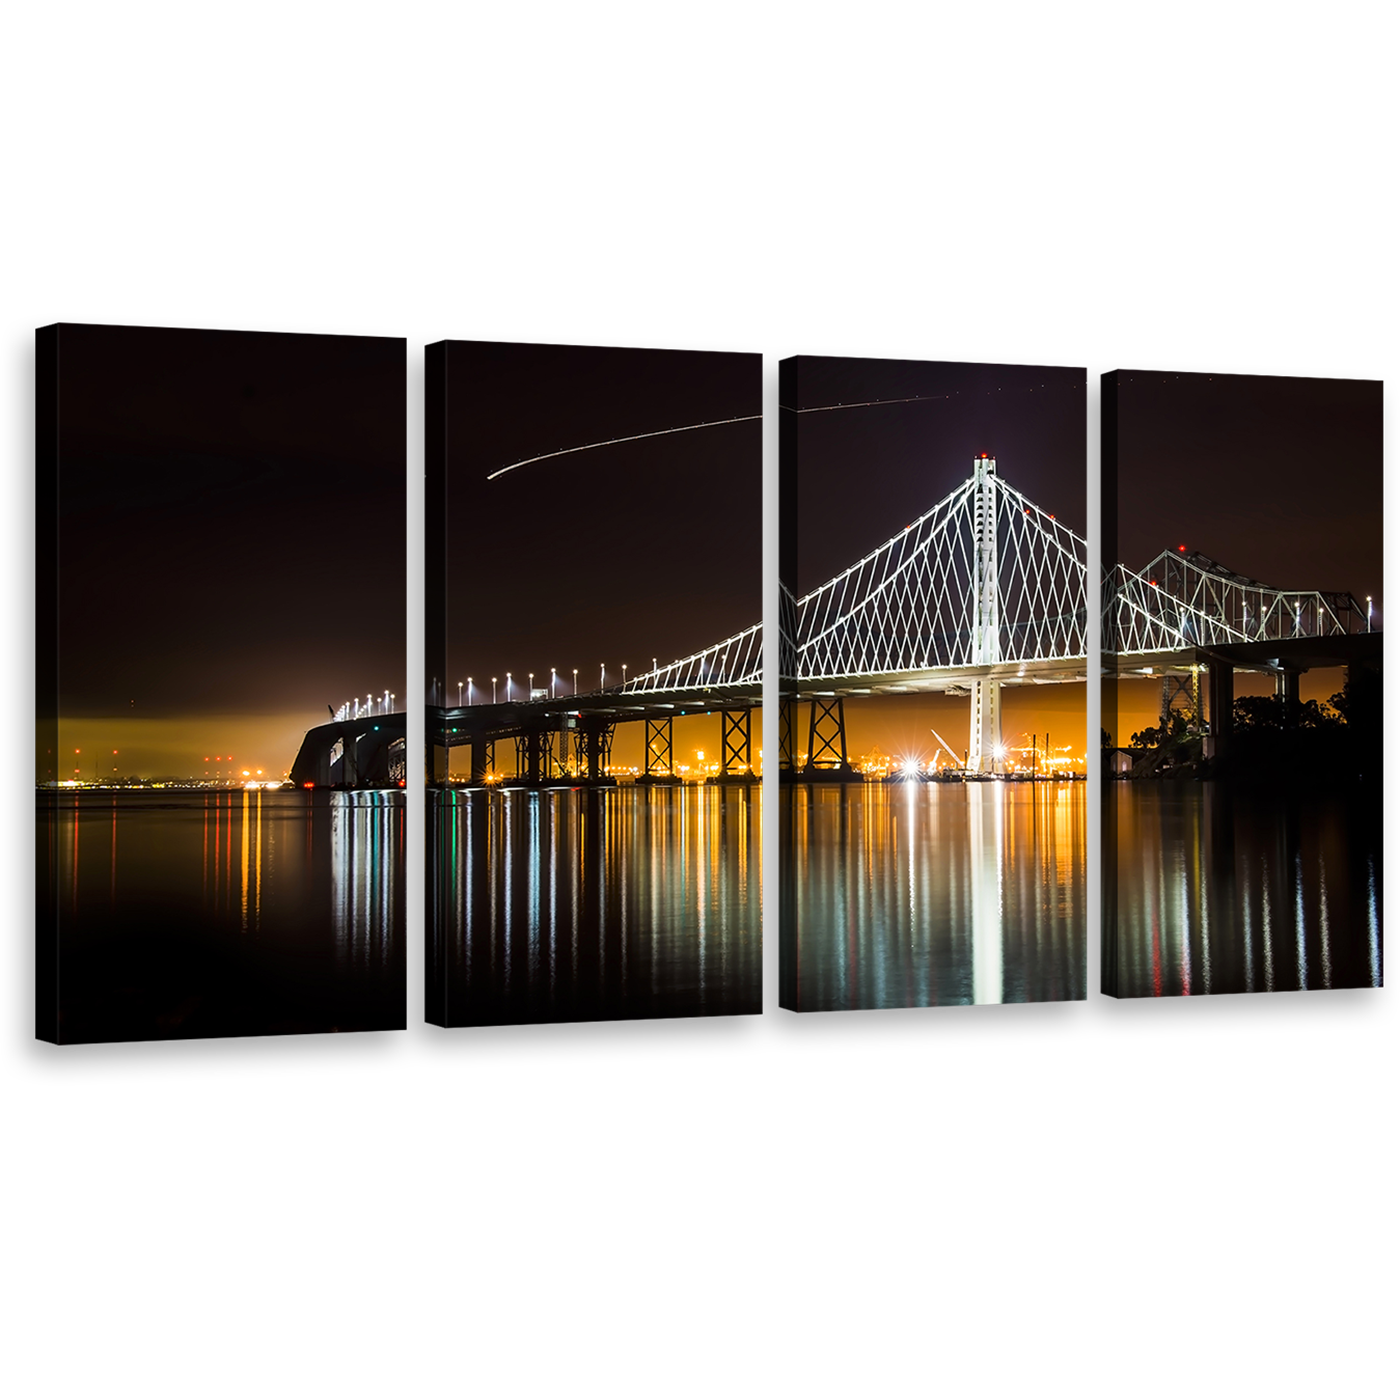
xmin=1111 ymin=632 xmax=1381 ymax=677
xmin=434 ymin=684 xmax=761 ymax=745
xmin=784 ymin=655 xmax=1088 ymax=699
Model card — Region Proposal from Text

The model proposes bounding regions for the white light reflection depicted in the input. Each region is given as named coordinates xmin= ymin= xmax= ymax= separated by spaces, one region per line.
xmin=1242 ymin=896 xmax=1254 ymax=992
xmin=1366 ymin=857 xmax=1381 ymax=987
xmin=969 ymin=782 xmax=1005 ymax=1006
xmin=1261 ymin=861 xmax=1275 ymax=993
xmin=528 ymin=793 xmax=541 ymax=987
xmin=1294 ymin=852 xmax=1308 ymax=988
xmin=1318 ymin=852 xmax=1332 ymax=989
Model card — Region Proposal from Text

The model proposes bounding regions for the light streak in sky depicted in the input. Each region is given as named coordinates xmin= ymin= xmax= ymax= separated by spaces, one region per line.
xmin=487 ymin=414 xmax=761 ymax=480
xmin=490 ymin=394 xmax=945 ymax=480
xmin=779 ymin=394 xmax=954 ymax=414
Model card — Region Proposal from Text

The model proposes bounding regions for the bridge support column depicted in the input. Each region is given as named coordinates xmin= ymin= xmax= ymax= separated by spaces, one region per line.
xmin=520 ymin=729 xmax=550 ymax=784
xmin=644 ymin=717 xmax=673 ymax=778
xmin=1208 ymin=660 xmax=1233 ymax=762
xmin=778 ymin=698 xmax=796 ymax=777
xmin=968 ymin=679 xmax=1002 ymax=774
xmin=719 ymin=709 xmax=755 ymax=783
xmin=968 ymin=453 xmax=1001 ymax=775
xmin=343 ymin=733 xmax=360 ymax=788
xmin=579 ymin=722 xmax=615 ymax=784
xmin=802 ymin=697 xmax=856 ymax=779
xmin=1161 ymin=669 xmax=1201 ymax=728
xmin=470 ymin=738 xmax=494 ymax=783
xmin=1275 ymin=669 xmax=1300 ymax=727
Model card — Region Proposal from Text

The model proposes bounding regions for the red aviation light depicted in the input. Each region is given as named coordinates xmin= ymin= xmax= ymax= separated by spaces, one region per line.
xmin=1178 ymin=544 xmax=1187 ymax=552
xmin=303 ymin=782 xmax=315 ymax=790
xmin=1150 ymin=580 xmax=1158 ymax=588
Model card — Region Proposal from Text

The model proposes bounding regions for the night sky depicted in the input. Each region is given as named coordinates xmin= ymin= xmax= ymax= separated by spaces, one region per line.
xmin=1108 ymin=369 xmax=1382 ymax=743
xmin=49 ymin=323 xmax=405 ymax=775
xmin=784 ymin=356 xmax=1087 ymax=764
xmin=440 ymin=342 xmax=760 ymax=695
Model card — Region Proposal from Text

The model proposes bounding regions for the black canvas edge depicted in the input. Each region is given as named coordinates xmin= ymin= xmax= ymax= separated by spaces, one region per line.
xmin=425 ymin=340 xmax=449 ymax=1028
xmin=1100 ymin=369 xmax=1122 ymax=997
xmin=777 ymin=356 xmax=800 ymax=1011
xmin=36 ymin=325 xmax=60 ymax=1043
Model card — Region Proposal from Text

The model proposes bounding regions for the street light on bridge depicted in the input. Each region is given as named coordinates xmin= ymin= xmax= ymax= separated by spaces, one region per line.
xmin=458 ymin=681 xmax=463 ymax=707
xmin=573 ymin=668 xmax=578 ymax=696
xmin=467 ymin=678 xmax=473 ymax=706
xmin=506 ymin=672 xmax=512 ymax=702
xmin=492 ymin=677 xmax=498 ymax=704
xmin=600 ymin=662 xmax=605 ymax=688
xmin=551 ymin=668 xmax=557 ymax=698
xmin=1367 ymin=595 xmax=1373 ymax=632
xmin=622 ymin=663 xmax=628 ymax=686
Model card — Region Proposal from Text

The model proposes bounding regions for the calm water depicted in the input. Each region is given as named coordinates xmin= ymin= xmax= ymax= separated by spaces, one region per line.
xmin=429 ymin=785 xmax=762 ymax=1025
xmin=780 ymin=781 xmax=1086 ymax=1011
xmin=38 ymin=789 xmax=405 ymax=1042
xmin=1106 ymin=783 xmax=1382 ymax=997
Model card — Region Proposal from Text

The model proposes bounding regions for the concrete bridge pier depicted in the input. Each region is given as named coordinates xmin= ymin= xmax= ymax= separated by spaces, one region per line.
xmin=968 ymin=678 xmax=1003 ymax=774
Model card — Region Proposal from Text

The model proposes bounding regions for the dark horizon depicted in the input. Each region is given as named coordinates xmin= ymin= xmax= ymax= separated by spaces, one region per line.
xmin=48 ymin=323 xmax=406 ymax=725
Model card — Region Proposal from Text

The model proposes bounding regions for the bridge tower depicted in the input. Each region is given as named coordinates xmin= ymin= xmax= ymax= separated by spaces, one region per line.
xmin=968 ymin=453 xmax=1003 ymax=773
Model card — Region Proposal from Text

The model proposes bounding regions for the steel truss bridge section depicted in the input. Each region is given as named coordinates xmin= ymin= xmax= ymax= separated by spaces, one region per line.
xmin=1105 ymin=547 xmax=1366 ymax=658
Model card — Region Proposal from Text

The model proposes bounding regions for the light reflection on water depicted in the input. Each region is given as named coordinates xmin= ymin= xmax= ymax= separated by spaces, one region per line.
xmin=780 ymin=781 xmax=1086 ymax=1011
xmin=1106 ymin=783 xmax=1382 ymax=998
xmin=429 ymin=785 xmax=762 ymax=1025
xmin=39 ymin=789 xmax=404 ymax=1041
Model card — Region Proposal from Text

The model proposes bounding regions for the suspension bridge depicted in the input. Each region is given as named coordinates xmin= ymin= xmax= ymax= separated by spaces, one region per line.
xmin=782 ymin=453 xmax=1087 ymax=776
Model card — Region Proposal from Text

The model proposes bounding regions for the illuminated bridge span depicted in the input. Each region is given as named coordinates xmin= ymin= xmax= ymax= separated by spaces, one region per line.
xmin=1106 ymin=548 xmax=1378 ymax=758
xmin=784 ymin=454 xmax=1088 ymax=775
xmin=430 ymin=624 xmax=764 ymax=787
xmin=291 ymin=706 xmax=407 ymax=788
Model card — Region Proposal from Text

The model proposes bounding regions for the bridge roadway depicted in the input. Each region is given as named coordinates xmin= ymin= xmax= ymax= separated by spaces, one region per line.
xmin=432 ymin=681 xmax=762 ymax=786
xmin=789 ymin=654 xmax=1088 ymax=698
xmin=1111 ymin=631 xmax=1381 ymax=677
